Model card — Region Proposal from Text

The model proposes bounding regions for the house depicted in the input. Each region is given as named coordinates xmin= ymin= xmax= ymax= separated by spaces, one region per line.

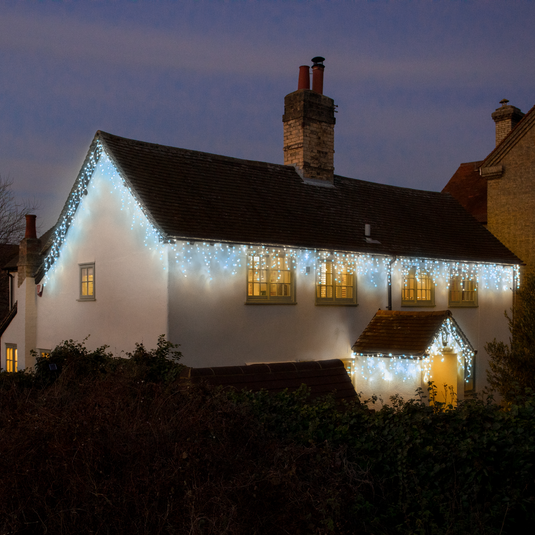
xmin=1 ymin=58 xmax=521 ymax=400
xmin=444 ymin=99 xmax=535 ymax=273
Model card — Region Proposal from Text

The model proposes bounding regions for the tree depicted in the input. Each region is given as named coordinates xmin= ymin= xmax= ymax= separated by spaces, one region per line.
xmin=0 ymin=175 xmax=39 ymax=321
xmin=0 ymin=175 xmax=38 ymax=245
xmin=486 ymin=272 xmax=535 ymax=403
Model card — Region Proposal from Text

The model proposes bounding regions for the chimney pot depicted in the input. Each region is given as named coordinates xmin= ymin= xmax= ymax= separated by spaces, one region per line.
xmin=24 ymin=214 xmax=37 ymax=240
xmin=298 ymin=65 xmax=310 ymax=90
xmin=311 ymin=56 xmax=325 ymax=94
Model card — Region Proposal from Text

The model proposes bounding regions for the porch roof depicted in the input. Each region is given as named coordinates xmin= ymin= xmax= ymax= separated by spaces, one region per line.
xmin=352 ymin=310 xmax=466 ymax=358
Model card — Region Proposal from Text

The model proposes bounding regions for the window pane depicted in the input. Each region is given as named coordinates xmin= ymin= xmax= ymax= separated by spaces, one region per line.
xmin=417 ymin=274 xmax=432 ymax=301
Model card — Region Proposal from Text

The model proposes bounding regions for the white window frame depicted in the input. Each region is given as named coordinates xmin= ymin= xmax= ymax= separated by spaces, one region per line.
xmin=246 ymin=254 xmax=295 ymax=304
xmin=402 ymin=268 xmax=435 ymax=307
xmin=448 ymin=276 xmax=478 ymax=308
xmin=316 ymin=258 xmax=357 ymax=306
xmin=79 ymin=263 xmax=96 ymax=301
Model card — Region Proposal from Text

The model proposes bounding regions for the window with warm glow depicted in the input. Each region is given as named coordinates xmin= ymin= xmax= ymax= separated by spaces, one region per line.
xmin=6 ymin=344 xmax=17 ymax=372
xmin=247 ymin=255 xmax=294 ymax=303
xmin=316 ymin=260 xmax=357 ymax=305
xmin=449 ymin=276 xmax=478 ymax=307
xmin=402 ymin=268 xmax=435 ymax=306
xmin=79 ymin=263 xmax=95 ymax=300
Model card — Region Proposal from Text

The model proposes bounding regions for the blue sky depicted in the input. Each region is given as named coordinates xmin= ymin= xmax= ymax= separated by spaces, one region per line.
xmin=1 ymin=0 xmax=535 ymax=231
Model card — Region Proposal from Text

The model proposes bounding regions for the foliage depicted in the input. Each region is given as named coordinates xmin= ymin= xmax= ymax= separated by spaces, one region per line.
xmin=125 ymin=334 xmax=184 ymax=383
xmin=0 ymin=339 xmax=534 ymax=534
xmin=486 ymin=272 xmax=535 ymax=403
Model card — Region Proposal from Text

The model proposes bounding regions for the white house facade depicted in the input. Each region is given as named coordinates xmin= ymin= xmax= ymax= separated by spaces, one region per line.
xmin=0 ymin=59 xmax=521 ymax=400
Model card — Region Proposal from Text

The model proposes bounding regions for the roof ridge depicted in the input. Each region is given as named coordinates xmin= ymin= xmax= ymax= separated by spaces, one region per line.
xmin=97 ymin=130 xmax=290 ymax=171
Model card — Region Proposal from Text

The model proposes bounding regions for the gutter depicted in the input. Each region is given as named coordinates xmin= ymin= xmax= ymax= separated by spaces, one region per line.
xmin=387 ymin=256 xmax=396 ymax=310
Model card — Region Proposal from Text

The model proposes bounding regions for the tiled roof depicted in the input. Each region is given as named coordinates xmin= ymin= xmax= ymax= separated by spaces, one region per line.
xmin=352 ymin=310 xmax=466 ymax=357
xmin=0 ymin=301 xmax=17 ymax=337
xmin=184 ymin=359 xmax=357 ymax=403
xmin=442 ymin=161 xmax=487 ymax=224
xmin=3 ymin=228 xmax=55 ymax=274
xmin=91 ymin=131 xmax=520 ymax=265
xmin=0 ymin=244 xmax=19 ymax=271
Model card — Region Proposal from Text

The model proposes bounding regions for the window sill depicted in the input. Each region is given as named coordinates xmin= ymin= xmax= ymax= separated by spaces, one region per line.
xmin=245 ymin=301 xmax=297 ymax=305
xmin=77 ymin=298 xmax=96 ymax=302
xmin=315 ymin=302 xmax=359 ymax=307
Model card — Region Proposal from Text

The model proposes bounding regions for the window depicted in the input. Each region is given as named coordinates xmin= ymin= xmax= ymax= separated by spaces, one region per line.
xmin=79 ymin=263 xmax=95 ymax=300
xmin=449 ymin=276 xmax=478 ymax=307
xmin=402 ymin=268 xmax=435 ymax=306
xmin=316 ymin=260 xmax=357 ymax=305
xmin=6 ymin=344 xmax=17 ymax=372
xmin=247 ymin=254 xmax=295 ymax=303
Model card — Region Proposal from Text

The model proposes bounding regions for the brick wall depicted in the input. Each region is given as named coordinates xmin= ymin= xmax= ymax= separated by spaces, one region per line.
xmin=487 ymin=126 xmax=535 ymax=272
xmin=282 ymin=90 xmax=335 ymax=182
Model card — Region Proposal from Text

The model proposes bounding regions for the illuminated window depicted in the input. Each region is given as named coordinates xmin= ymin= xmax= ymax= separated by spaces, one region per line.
xmin=6 ymin=344 xmax=17 ymax=372
xmin=449 ymin=276 xmax=478 ymax=307
xmin=79 ymin=263 xmax=95 ymax=300
xmin=316 ymin=260 xmax=357 ymax=305
xmin=402 ymin=268 xmax=435 ymax=306
xmin=247 ymin=254 xmax=294 ymax=303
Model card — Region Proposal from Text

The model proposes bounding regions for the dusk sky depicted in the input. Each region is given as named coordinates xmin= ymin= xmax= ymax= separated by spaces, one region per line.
xmin=1 ymin=0 xmax=535 ymax=232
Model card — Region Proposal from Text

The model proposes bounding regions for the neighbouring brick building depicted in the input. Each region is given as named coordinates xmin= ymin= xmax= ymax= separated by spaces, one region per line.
xmin=444 ymin=99 xmax=535 ymax=274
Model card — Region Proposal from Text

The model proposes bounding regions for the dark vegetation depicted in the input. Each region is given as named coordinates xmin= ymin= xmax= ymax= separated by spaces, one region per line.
xmin=0 ymin=338 xmax=534 ymax=534
xmin=486 ymin=272 xmax=535 ymax=403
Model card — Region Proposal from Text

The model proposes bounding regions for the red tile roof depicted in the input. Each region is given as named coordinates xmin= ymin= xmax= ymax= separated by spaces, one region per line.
xmin=442 ymin=161 xmax=487 ymax=224
xmin=70 ymin=131 xmax=520 ymax=265
xmin=352 ymin=310 xmax=470 ymax=357
xmin=185 ymin=359 xmax=357 ymax=402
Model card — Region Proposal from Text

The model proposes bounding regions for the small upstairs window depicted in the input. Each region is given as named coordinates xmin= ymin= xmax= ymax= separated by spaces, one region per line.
xmin=246 ymin=254 xmax=295 ymax=303
xmin=79 ymin=263 xmax=95 ymax=301
xmin=316 ymin=259 xmax=357 ymax=305
xmin=402 ymin=268 xmax=435 ymax=306
xmin=449 ymin=276 xmax=478 ymax=307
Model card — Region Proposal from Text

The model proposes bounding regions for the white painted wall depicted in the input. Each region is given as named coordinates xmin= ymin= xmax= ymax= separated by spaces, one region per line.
xmin=167 ymin=251 xmax=387 ymax=368
xmin=167 ymin=255 xmax=512 ymax=398
xmin=1 ymin=277 xmax=30 ymax=369
xmin=34 ymin=154 xmax=168 ymax=356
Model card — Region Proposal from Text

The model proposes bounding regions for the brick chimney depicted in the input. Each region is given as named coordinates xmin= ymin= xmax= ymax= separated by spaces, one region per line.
xmin=17 ymin=215 xmax=42 ymax=287
xmin=283 ymin=57 xmax=336 ymax=182
xmin=491 ymin=99 xmax=524 ymax=147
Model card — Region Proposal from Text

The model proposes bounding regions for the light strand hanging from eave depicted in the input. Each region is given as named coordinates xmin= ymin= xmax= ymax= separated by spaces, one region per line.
xmin=43 ymin=146 xmax=168 ymax=284
xmin=40 ymin=142 xmax=520 ymax=292
xmin=352 ymin=316 xmax=475 ymax=385
xmin=43 ymin=141 xmax=103 ymax=276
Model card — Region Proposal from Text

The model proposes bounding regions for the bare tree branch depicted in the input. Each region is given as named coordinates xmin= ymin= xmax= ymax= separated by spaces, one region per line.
xmin=0 ymin=175 xmax=40 ymax=245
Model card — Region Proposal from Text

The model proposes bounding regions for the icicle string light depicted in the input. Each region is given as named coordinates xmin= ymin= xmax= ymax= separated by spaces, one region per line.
xmin=41 ymin=145 xmax=520 ymax=294
xmin=44 ymin=141 xmax=103 ymax=275
xmin=351 ymin=316 xmax=475 ymax=384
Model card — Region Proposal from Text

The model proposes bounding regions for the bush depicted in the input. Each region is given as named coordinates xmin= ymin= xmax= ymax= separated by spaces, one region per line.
xmin=486 ymin=272 xmax=535 ymax=403
xmin=0 ymin=339 xmax=534 ymax=533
